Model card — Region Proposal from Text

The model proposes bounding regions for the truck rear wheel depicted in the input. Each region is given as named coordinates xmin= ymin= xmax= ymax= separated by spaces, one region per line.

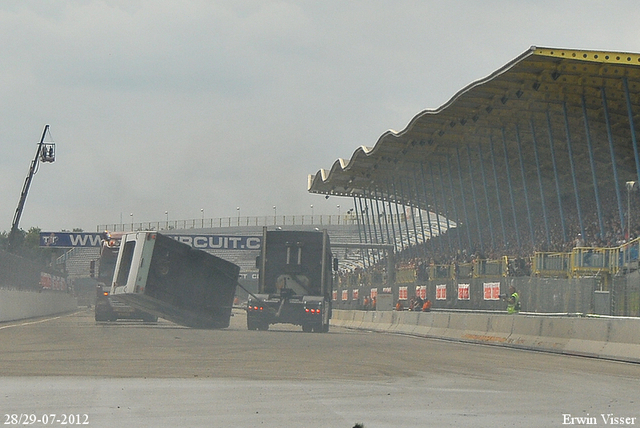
xmin=311 ymin=323 xmax=326 ymax=333
xmin=247 ymin=317 xmax=256 ymax=330
xmin=257 ymin=322 xmax=269 ymax=331
xmin=95 ymin=308 xmax=114 ymax=322
xmin=142 ymin=314 xmax=158 ymax=323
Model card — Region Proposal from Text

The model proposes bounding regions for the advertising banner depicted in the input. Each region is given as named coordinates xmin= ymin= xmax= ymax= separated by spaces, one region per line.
xmin=370 ymin=288 xmax=378 ymax=299
xmin=342 ymin=289 xmax=348 ymax=301
xmin=436 ymin=284 xmax=447 ymax=300
xmin=40 ymin=232 xmax=261 ymax=250
xmin=416 ymin=285 xmax=427 ymax=300
xmin=40 ymin=272 xmax=68 ymax=291
xmin=398 ymin=286 xmax=408 ymax=300
xmin=352 ymin=289 xmax=359 ymax=300
xmin=458 ymin=283 xmax=470 ymax=300
xmin=40 ymin=232 xmax=102 ymax=247
xmin=167 ymin=235 xmax=261 ymax=250
xmin=332 ymin=290 xmax=337 ymax=301
xmin=483 ymin=282 xmax=501 ymax=300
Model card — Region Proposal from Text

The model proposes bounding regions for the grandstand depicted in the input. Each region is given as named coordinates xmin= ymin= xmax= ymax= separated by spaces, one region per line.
xmin=56 ymin=246 xmax=100 ymax=281
xmin=309 ymin=46 xmax=640 ymax=259
xmin=306 ymin=46 xmax=640 ymax=316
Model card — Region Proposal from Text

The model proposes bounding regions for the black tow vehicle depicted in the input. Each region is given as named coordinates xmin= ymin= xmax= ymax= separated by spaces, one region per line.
xmin=247 ymin=228 xmax=334 ymax=333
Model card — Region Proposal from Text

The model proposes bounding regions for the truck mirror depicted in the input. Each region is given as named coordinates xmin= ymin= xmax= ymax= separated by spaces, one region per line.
xmin=256 ymin=255 xmax=261 ymax=269
xmin=333 ymin=257 xmax=339 ymax=271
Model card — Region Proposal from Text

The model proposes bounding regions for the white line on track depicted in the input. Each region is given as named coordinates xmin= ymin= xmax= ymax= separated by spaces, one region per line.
xmin=0 ymin=311 xmax=78 ymax=330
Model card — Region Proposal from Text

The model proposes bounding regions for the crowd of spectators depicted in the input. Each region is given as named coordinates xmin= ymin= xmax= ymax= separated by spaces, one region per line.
xmin=341 ymin=189 xmax=640 ymax=283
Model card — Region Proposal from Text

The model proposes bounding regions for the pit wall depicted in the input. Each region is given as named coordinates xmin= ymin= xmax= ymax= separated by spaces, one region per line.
xmin=0 ymin=289 xmax=78 ymax=322
xmin=331 ymin=309 xmax=640 ymax=364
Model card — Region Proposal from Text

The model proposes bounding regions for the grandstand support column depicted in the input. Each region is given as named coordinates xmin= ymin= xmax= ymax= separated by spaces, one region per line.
xmin=365 ymin=189 xmax=381 ymax=262
xmin=365 ymin=190 xmax=380 ymax=246
xmin=358 ymin=195 xmax=373 ymax=266
xmin=622 ymin=77 xmax=640 ymax=188
xmin=405 ymin=178 xmax=421 ymax=256
xmin=397 ymin=178 xmax=415 ymax=258
xmin=359 ymin=196 xmax=373 ymax=249
xmin=454 ymin=149 xmax=473 ymax=249
xmin=500 ymin=128 xmax=521 ymax=249
xmin=562 ymin=101 xmax=585 ymax=238
xmin=353 ymin=195 xmax=367 ymax=268
xmin=419 ymin=163 xmax=436 ymax=251
xmin=530 ymin=119 xmax=552 ymax=247
xmin=429 ymin=162 xmax=445 ymax=251
xmin=398 ymin=178 xmax=415 ymax=251
xmin=477 ymin=142 xmax=496 ymax=249
xmin=601 ymin=87 xmax=625 ymax=231
xmin=546 ymin=111 xmax=568 ymax=243
xmin=369 ymin=188 xmax=385 ymax=245
xmin=385 ymin=247 xmax=396 ymax=287
xmin=466 ymin=145 xmax=484 ymax=252
xmin=364 ymin=196 xmax=374 ymax=250
xmin=489 ymin=136 xmax=508 ymax=247
xmin=385 ymin=181 xmax=399 ymax=254
xmin=437 ymin=162 xmax=454 ymax=252
xmin=626 ymin=181 xmax=638 ymax=271
xmin=390 ymin=179 xmax=406 ymax=254
xmin=627 ymin=182 xmax=637 ymax=249
xmin=358 ymin=196 xmax=373 ymax=249
xmin=515 ymin=123 xmax=535 ymax=247
xmin=582 ymin=95 xmax=605 ymax=238
xmin=412 ymin=169 xmax=428 ymax=253
xmin=446 ymin=157 xmax=464 ymax=251
xmin=362 ymin=194 xmax=375 ymax=257
xmin=375 ymin=187 xmax=392 ymax=246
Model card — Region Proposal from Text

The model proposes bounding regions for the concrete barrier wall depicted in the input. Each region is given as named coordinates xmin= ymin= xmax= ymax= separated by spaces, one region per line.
xmin=0 ymin=289 xmax=77 ymax=322
xmin=332 ymin=310 xmax=640 ymax=363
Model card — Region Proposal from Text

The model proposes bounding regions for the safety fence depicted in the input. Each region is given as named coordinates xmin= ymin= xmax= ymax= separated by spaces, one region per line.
xmin=334 ymin=237 xmax=640 ymax=316
xmin=534 ymin=236 xmax=640 ymax=278
xmin=0 ymin=249 xmax=43 ymax=291
xmin=0 ymin=249 xmax=69 ymax=292
xmin=332 ymin=275 xmax=639 ymax=317
xmin=341 ymin=256 xmax=514 ymax=287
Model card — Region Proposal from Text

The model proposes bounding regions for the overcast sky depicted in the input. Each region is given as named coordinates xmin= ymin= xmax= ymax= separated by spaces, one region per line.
xmin=2 ymin=1 xmax=640 ymax=232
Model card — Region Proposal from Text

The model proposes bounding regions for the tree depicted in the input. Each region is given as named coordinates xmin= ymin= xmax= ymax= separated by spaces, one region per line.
xmin=0 ymin=230 xmax=8 ymax=251
xmin=1 ymin=227 xmax=64 ymax=267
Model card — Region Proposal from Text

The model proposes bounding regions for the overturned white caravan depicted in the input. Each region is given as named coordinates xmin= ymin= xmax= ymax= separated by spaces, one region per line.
xmin=111 ymin=231 xmax=240 ymax=328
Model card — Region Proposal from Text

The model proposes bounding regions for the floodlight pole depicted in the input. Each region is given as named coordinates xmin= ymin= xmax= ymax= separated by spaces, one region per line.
xmin=8 ymin=124 xmax=51 ymax=250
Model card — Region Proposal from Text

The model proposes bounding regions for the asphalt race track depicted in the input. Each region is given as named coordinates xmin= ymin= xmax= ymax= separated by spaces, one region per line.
xmin=1 ymin=309 xmax=638 ymax=427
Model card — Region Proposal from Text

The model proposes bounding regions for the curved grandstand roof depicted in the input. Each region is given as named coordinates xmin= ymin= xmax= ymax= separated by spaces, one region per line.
xmin=308 ymin=46 xmax=640 ymax=251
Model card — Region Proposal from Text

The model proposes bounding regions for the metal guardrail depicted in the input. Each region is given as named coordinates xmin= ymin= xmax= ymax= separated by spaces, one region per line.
xmin=533 ymin=237 xmax=640 ymax=278
xmin=533 ymin=252 xmax=571 ymax=278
